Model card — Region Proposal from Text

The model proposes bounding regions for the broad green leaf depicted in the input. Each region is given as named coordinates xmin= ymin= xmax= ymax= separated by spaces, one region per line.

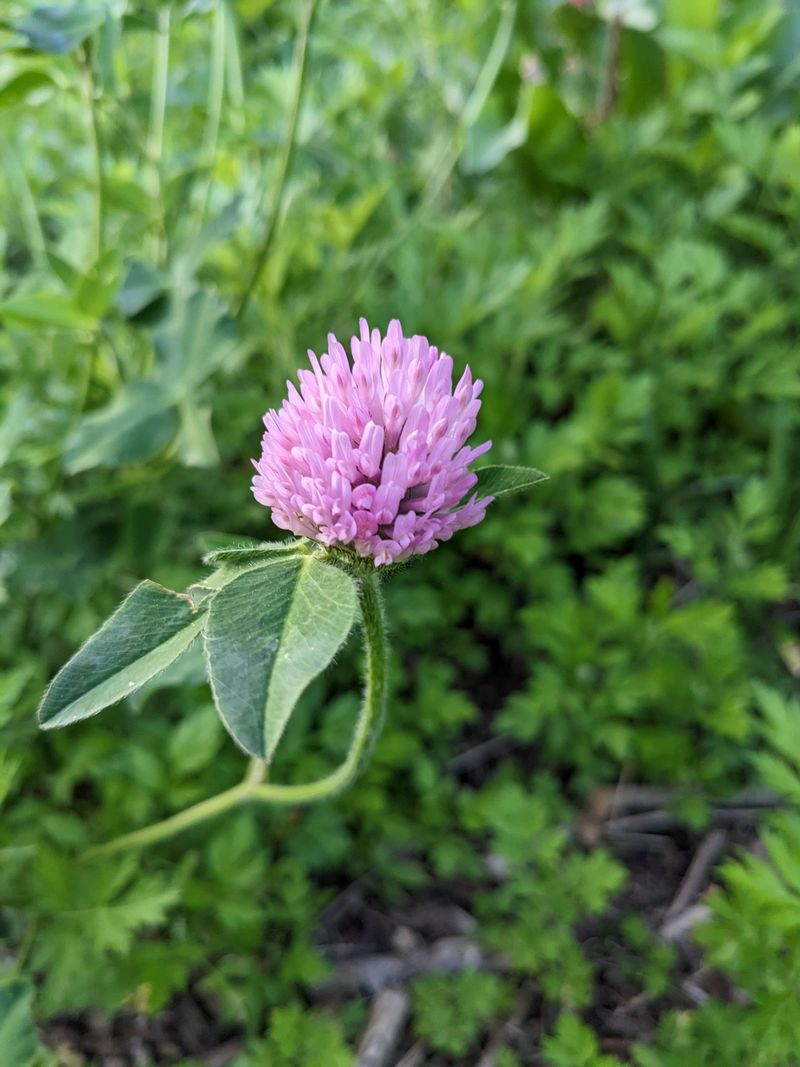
xmin=74 ymin=250 xmax=122 ymax=317
xmin=0 ymin=70 xmax=55 ymax=109
xmin=115 ymin=260 xmax=167 ymax=319
xmin=128 ymin=642 xmax=207 ymax=711
xmin=104 ymin=175 xmax=157 ymax=217
xmin=0 ymin=291 xmax=94 ymax=330
xmin=523 ymin=84 xmax=587 ymax=185
xmin=664 ymin=0 xmax=719 ymax=32
xmin=474 ymin=464 xmax=549 ymax=498
xmin=154 ymin=290 xmax=242 ymax=396
xmin=0 ymin=980 xmax=45 ymax=1067
xmin=13 ymin=3 xmax=107 ymax=54
xmin=64 ymin=381 xmax=177 ymax=473
xmin=38 ymin=581 xmax=206 ymax=729
xmin=46 ymin=252 xmax=82 ymax=290
xmin=0 ymin=393 xmax=33 ymax=466
xmin=463 ymin=109 xmax=528 ymax=175
xmin=205 ymin=556 xmax=358 ymax=760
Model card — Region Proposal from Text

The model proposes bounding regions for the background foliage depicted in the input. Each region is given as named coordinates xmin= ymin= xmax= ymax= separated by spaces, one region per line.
xmin=1 ymin=0 xmax=799 ymax=1063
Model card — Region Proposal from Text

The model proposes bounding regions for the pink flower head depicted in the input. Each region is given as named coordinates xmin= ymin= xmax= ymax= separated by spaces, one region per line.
xmin=251 ymin=318 xmax=493 ymax=566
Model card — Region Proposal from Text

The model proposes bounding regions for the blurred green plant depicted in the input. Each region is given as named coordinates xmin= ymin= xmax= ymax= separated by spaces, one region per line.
xmin=232 ymin=1002 xmax=355 ymax=1067
xmin=411 ymin=970 xmax=512 ymax=1058
xmin=633 ymin=686 xmax=800 ymax=1067
xmin=1 ymin=0 xmax=799 ymax=1062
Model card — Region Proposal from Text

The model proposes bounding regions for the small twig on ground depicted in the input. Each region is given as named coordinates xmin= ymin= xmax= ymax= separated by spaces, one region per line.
xmin=606 ymin=785 xmax=676 ymax=813
xmin=356 ymin=989 xmax=409 ymax=1067
xmin=604 ymin=810 xmax=679 ymax=834
xmin=601 ymin=830 xmax=678 ymax=853
xmin=661 ymin=829 xmax=727 ymax=929
xmin=396 ymin=902 xmax=476 ymax=939
xmin=448 ymin=736 xmax=512 ymax=774
xmin=660 ymin=904 xmax=712 ymax=944
xmin=603 ymin=795 xmax=780 ymax=838
xmin=606 ymin=989 xmax=651 ymax=1032
xmin=582 ymin=785 xmax=778 ymax=838
xmin=314 ymin=937 xmax=503 ymax=998
xmin=682 ymin=977 xmax=711 ymax=1006
xmin=198 ymin=1040 xmax=244 ymax=1067
xmin=579 ymin=785 xmax=674 ymax=845
xmin=394 ymin=1042 xmax=425 ymax=1067
xmin=712 ymin=807 xmax=773 ymax=827
xmin=608 ymin=765 xmax=633 ymax=820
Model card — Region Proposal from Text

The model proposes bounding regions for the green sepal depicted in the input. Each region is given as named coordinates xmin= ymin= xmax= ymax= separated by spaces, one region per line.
xmin=202 ymin=539 xmax=307 ymax=567
xmin=475 ymin=464 xmax=549 ymax=497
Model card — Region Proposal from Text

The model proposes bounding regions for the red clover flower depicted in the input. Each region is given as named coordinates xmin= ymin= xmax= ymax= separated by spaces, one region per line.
xmin=251 ymin=319 xmax=493 ymax=566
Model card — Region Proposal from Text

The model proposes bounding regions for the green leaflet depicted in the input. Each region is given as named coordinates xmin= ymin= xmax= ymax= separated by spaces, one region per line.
xmin=12 ymin=4 xmax=106 ymax=55
xmin=63 ymin=381 xmax=178 ymax=473
xmin=204 ymin=555 xmax=358 ymax=761
xmin=0 ymin=980 xmax=45 ymax=1067
xmin=475 ymin=464 xmax=549 ymax=498
xmin=0 ymin=290 xmax=95 ymax=330
xmin=115 ymin=260 xmax=167 ymax=319
xmin=38 ymin=581 xmax=206 ymax=729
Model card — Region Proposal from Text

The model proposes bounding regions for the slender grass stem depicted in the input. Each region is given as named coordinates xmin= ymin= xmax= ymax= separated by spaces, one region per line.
xmin=82 ymin=781 xmax=253 ymax=859
xmin=81 ymin=574 xmax=388 ymax=859
xmin=236 ymin=0 xmax=316 ymax=319
xmin=202 ymin=3 xmax=227 ymax=163
xmin=224 ymin=0 xmax=245 ymax=129
xmin=425 ymin=0 xmax=515 ymax=202
xmin=196 ymin=0 xmax=227 ymax=229
xmin=351 ymin=1 xmax=515 ymax=305
xmin=78 ymin=43 xmax=104 ymax=260
xmin=148 ymin=5 xmax=171 ymax=262
xmin=594 ymin=15 xmax=622 ymax=126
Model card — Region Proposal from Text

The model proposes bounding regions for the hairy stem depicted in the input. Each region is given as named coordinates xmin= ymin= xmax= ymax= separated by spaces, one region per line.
xmin=236 ymin=0 xmax=316 ymax=319
xmin=82 ymin=781 xmax=252 ymax=859
xmin=81 ymin=573 xmax=387 ymax=859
